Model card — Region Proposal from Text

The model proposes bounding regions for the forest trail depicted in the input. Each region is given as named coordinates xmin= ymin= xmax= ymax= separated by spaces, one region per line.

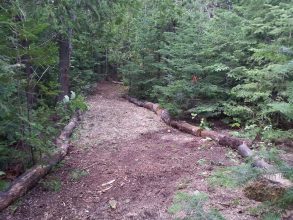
xmin=1 ymin=82 xmax=259 ymax=220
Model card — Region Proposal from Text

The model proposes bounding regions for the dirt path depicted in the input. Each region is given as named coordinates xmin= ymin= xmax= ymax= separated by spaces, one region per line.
xmin=1 ymin=82 xmax=259 ymax=220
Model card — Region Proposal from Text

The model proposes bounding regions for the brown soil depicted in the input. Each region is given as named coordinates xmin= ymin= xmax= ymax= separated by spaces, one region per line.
xmin=0 ymin=82 xmax=260 ymax=220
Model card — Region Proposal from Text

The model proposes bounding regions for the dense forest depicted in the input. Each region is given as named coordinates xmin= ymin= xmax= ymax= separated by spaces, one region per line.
xmin=0 ymin=0 xmax=292 ymax=219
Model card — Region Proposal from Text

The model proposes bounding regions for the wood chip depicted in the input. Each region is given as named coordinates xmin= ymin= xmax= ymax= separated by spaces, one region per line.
xmin=109 ymin=199 xmax=117 ymax=209
xmin=101 ymin=179 xmax=116 ymax=187
xmin=98 ymin=185 xmax=113 ymax=194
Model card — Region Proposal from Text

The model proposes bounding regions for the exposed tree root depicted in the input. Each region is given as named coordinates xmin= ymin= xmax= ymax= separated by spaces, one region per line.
xmin=111 ymin=80 xmax=124 ymax=85
xmin=0 ymin=112 xmax=80 ymax=211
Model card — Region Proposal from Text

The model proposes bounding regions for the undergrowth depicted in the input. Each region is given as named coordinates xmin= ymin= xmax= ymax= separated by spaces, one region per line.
xmin=168 ymin=191 xmax=225 ymax=220
xmin=209 ymin=147 xmax=293 ymax=219
xmin=70 ymin=169 xmax=88 ymax=182
xmin=40 ymin=177 xmax=62 ymax=192
xmin=0 ymin=179 xmax=9 ymax=191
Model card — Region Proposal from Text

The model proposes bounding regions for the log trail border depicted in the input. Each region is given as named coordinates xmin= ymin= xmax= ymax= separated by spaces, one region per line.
xmin=125 ymin=95 xmax=292 ymax=187
xmin=0 ymin=112 xmax=80 ymax=211
xmin=0 ymin=95 xmax=291 ymax=211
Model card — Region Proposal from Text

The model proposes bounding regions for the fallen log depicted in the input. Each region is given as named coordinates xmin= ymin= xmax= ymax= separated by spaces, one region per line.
xmin=171 ymin=121 xmax=273 ymax=169
xmin=143 ymin=102 xmax=154 ymax=111
xmin=124 ymin=96 xmax=292 ymax=187
xmin=0 ymin=112 xmax=80 ymax=211
xmin=124 ymin=95 xmax=172 ymax=124
xmin=124 ymin=95 xmax=145 ymax=107
xmin=170 ymin=120 xmax=199 ymax=136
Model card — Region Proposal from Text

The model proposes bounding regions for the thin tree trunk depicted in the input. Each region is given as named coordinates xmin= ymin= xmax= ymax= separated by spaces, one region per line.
xmin=22 ymin=44 xmax=35 ymax=107
xmin=57 ymin=34 xmax=72 ymax=101
xmin=21 ymin=39 xmax=36 ymax=165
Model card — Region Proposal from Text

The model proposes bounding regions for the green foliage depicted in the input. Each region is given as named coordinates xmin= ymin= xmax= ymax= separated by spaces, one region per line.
xmin=0 ymin=0 xmax=292 ymax=208
xmin=0 ymin=179 xmax=9 ymax=191
xmin=65 ymin=93 xmax=88 ymax=113
xmin=277 ymin=188 xmax=293 ymax=209
xmin=210 ymin=147 xmax=293 ymax=217
xmin=7 ymin=199 xmax=22 ymax=214
xmin=262 ymin=129 xmax=293 ymax=142
xmin=41 ymin=178 xmax=62 ymax=192
xmin=189 ymin=103 xmax=223 ymax=118
xmin=262 ymin=212 xmax=281 ymax=220
xmin=210 ymin=146 xmax=293 ymax=186
xmin=197 ymin=159 xmax=207 ymax=166
xmin=70 ymin=169 xmax=88 ymax=182
xmin=168 ymin=191 xmax=226 ymax=220
xmin=116 ymin=0 xmax=292 ymax=133
xmin=153 ymin=80 xmax=194 ymax=116
xmin=209 ymin=163 xmax=262 ymax=188
xmin=0 ymin=0 xmax=121 ymax=173
xmin=231 ymin=124 xmax=293 ymax=142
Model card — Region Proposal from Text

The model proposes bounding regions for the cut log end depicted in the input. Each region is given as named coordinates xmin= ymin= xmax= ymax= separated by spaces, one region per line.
xmin=160 ymin=109 xmax=171 ymax=125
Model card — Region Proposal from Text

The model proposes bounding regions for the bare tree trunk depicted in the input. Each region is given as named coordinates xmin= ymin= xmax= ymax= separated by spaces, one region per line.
xmin=21 ymin=39 xmax=36 ymax=165
xmin=57 ymin=34 xmax=72 ymax=101
xmin=22 ymin=43 xmax=35 ymax=107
